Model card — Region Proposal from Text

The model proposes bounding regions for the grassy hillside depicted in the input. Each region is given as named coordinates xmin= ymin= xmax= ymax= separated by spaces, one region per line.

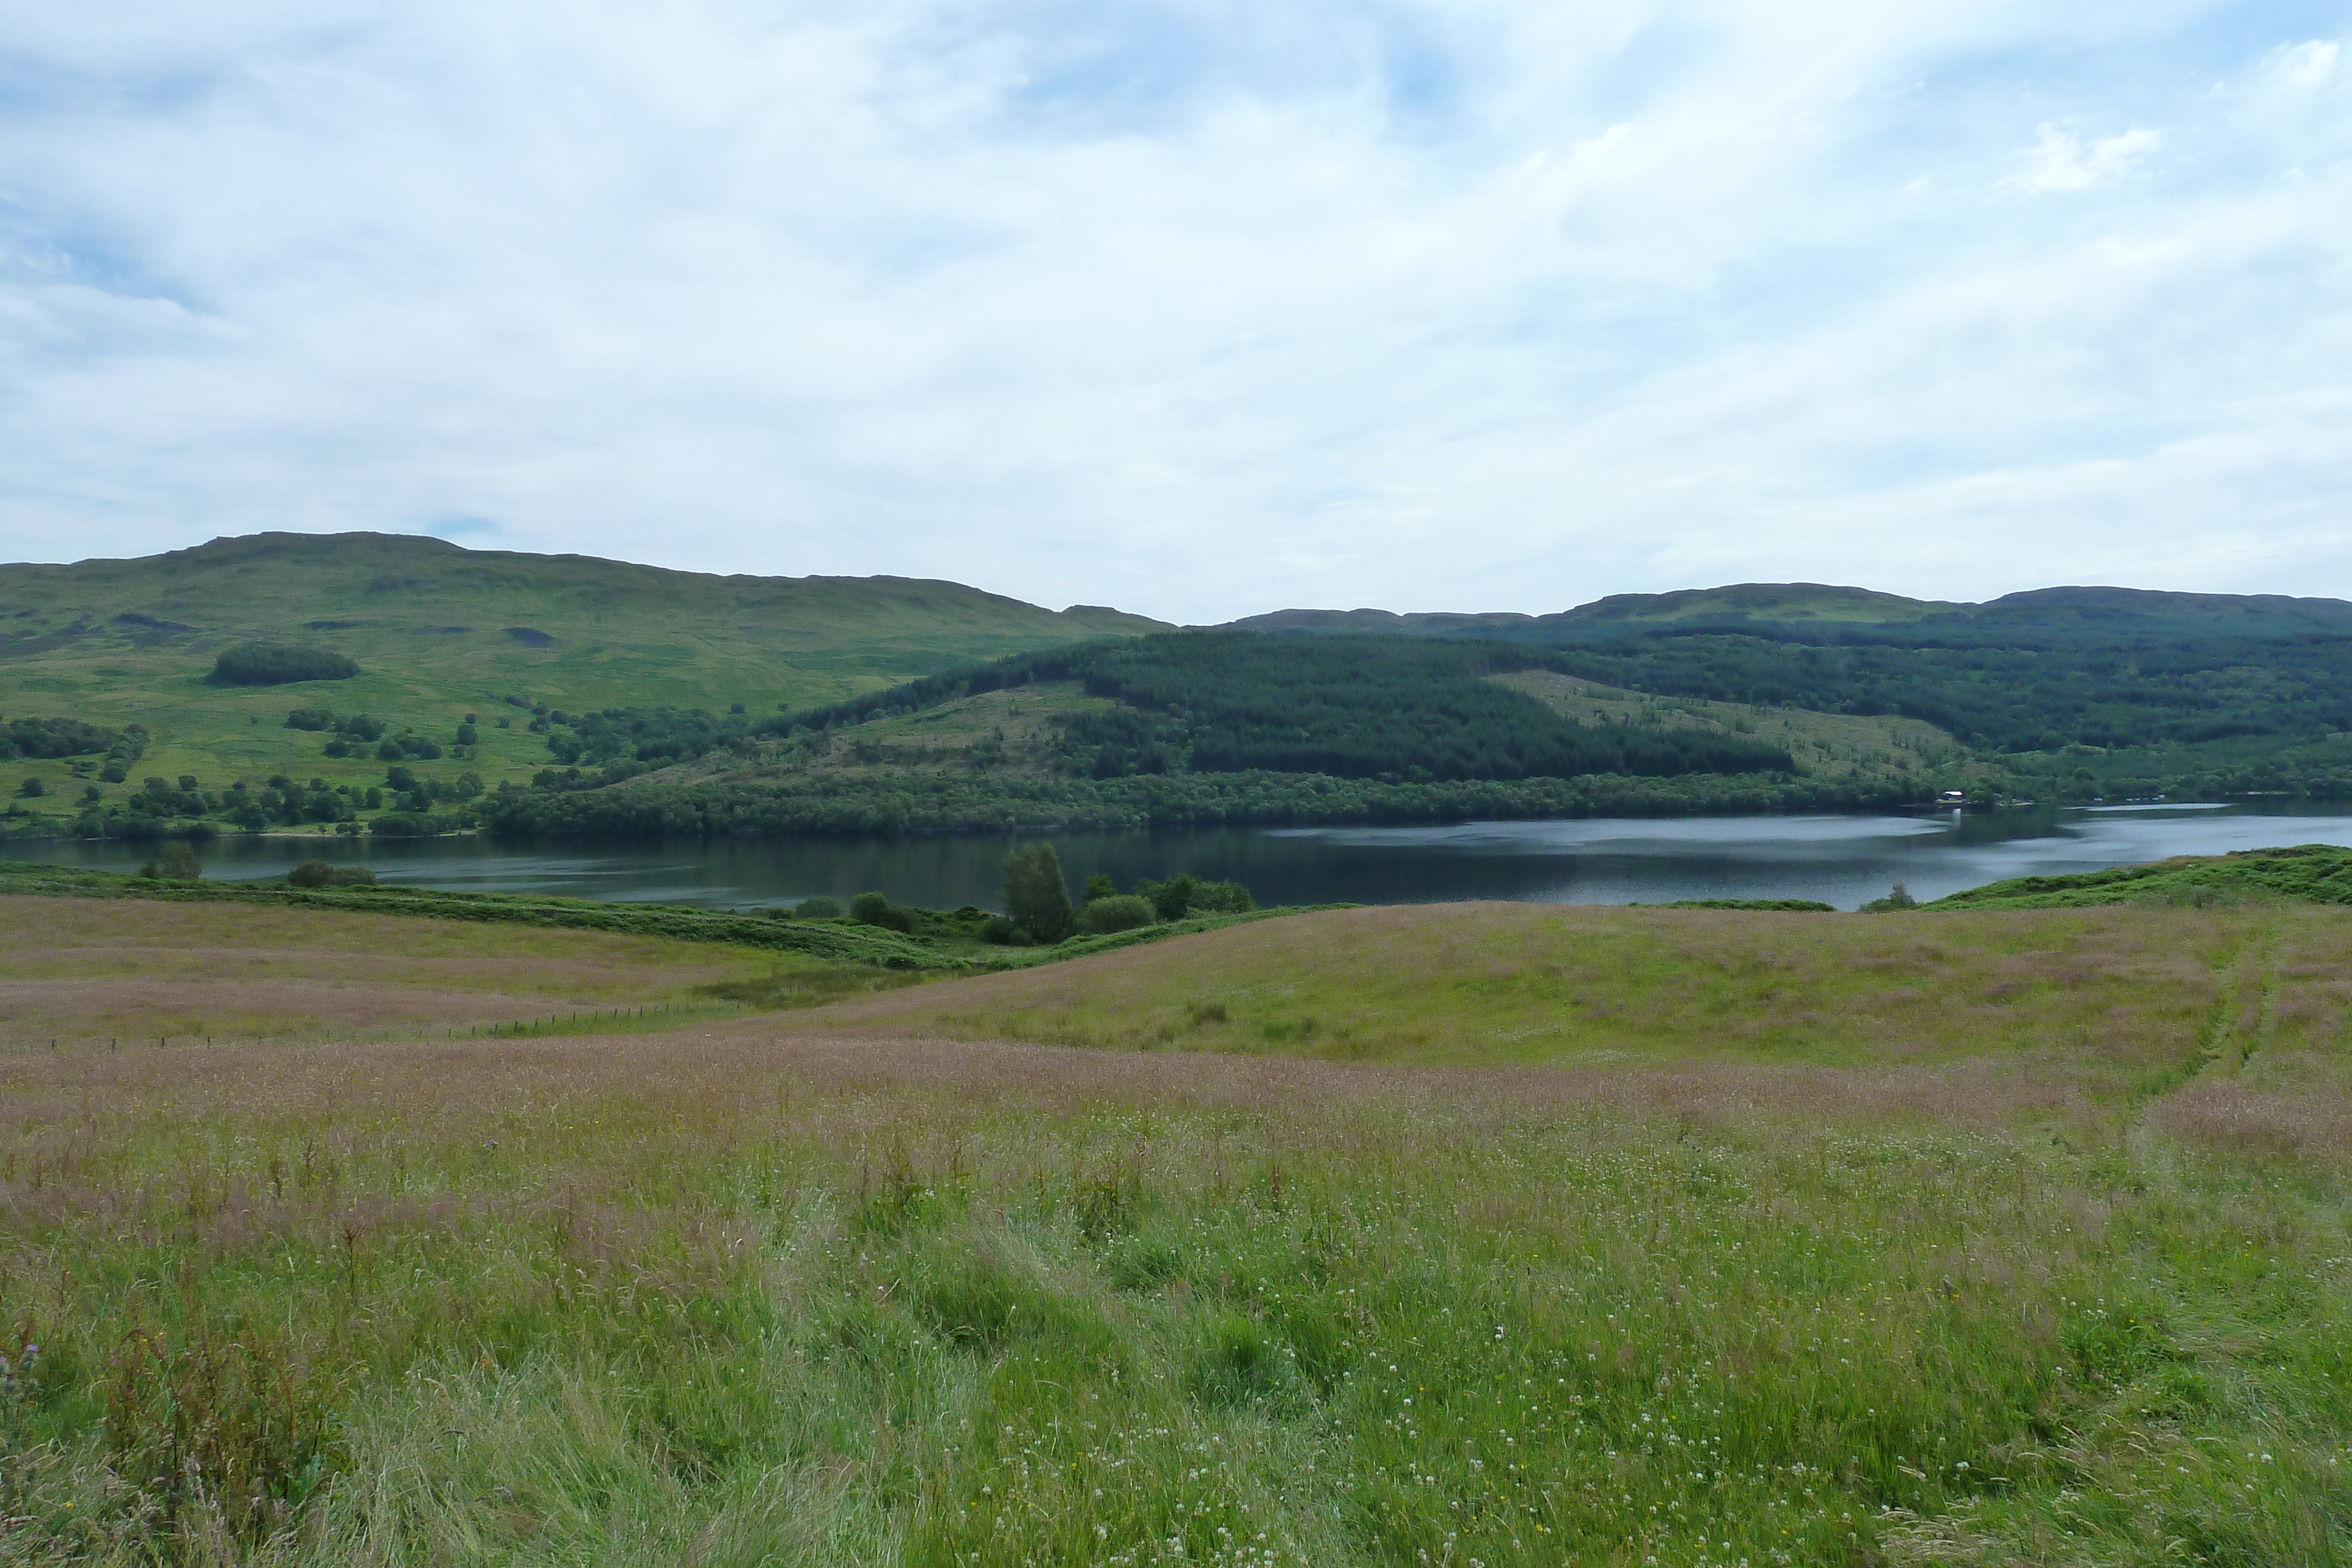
xmin=1489 ymin=668 xmax=1957 ymax=788
xmin=1215 ymin=586 xmax=2352 ymax=805
xmin=0 ymin=532 xmax=1164 ymax=833
xmin=1225 ymin=583 xmax=2352 ymax=637
xmin=1557 ymin=581 xmax=1963 ymax=624
xmin=791 ymin=898 xmax=2286 ymax=1069
xmin=1927 ymin=842 xmax=2352 ymax=911
xmin=3 ymin=895 xmax=2349 ymax=1563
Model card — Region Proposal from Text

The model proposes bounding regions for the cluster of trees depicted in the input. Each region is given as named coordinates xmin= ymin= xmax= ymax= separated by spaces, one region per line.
xmin=764 ymin=634 xmax=1795 ymax=784
xmin=56 ymin=761 xmax=483 ymax=840
xmin=1517 ymin=627 xmax=2352 ymax=755
xmin=482 ymin=766 xmax=1910 ymax=839
xmin=286 ymin=707 xmax=383 ymax=738
xmin=1057 ymin=634 xmax=1795 ymax=781
xmin=209 ymin=643 xmax=360 ymax=686
xmin=287 ymin=707 xmax=476 ymax=762
xmin=545 ymin=707 xmax=752 ymax=766
xmin=996 ymin=845 xmax=1255 ymax=944
xmin=0 ymin=716 xmax=116 ymax=760
xmin=96 ymin=725 xmax=148 ymax=784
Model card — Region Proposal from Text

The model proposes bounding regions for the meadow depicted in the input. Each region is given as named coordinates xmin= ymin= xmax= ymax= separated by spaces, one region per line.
xmin=1 ymin=894 xmax=2348 ymax=1564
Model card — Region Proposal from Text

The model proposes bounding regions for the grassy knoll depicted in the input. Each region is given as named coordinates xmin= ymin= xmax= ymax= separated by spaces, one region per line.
xmin=2 ymin=912 xmax=2350 ymax=1563
xmin=1929 ymin=842 xmax=2352 ymax=911
xmin=0 ymin=532 xmax=1162 ymax=832
xmin=794 ymin=900 xmax=2296 ymax=1072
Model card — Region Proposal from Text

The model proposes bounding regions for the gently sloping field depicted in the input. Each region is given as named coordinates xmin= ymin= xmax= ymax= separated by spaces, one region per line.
xmin=795 ymin=900 xmax=2310 ymax=1079
xmin=1 ymin=1011 xmax=2347 ymax=1565
xmin=0 ymin=895 xmax=865 ymax=1044
xmin=1929 ymin=841 xmax=2352 ymax=910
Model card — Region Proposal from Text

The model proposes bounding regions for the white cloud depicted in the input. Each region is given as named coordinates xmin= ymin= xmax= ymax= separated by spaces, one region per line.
xmin=0 ymin=1 xmax=2347 ymax=619
xmin=2007 ymin=125 xmax=2164 ymax=193
xmin=2275 ymin=38 xmax=2340 ymax=91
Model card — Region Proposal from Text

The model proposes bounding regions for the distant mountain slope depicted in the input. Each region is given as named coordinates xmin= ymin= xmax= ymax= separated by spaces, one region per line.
xmin=1217 ymin=583 xmax=2352 ymax=639
xmin=0 ymin=532 xmax=1164 ymax=823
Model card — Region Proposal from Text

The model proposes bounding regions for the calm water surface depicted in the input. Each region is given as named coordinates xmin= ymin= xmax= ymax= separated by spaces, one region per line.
xmin=8 ymin=801 xmax=2352 ymax=912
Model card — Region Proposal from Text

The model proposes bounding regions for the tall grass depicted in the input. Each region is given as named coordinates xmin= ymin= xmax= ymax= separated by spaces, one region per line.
xmin=2 ymin=1019 xmax=2347 ymax=1564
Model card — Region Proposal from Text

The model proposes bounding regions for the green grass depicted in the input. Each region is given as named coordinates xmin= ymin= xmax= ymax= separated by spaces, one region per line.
xmin=4 ymin=894 xmax=2351 ymax=1563
xmin=0 ymin=861 xmax=1338 ymax=985
xmin=0 ymin=890 xmax=813 ymax=1046
xmin=799 ymin=899 xmax=2310 ymax=1074
xmin=0 ymin=531 xmax=1164 ymax=830
xmin=1929 ymin=842 xmax=2352 ymax=911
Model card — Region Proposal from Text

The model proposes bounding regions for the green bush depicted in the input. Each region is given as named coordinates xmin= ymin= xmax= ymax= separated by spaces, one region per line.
xmin=15 ymin=777 xmax=42 ymax=798
xmin=1137 ymin=874 xmax=1255 ymax=921
xmin=1078 ymin=894 xmax=1155 ymax=935
xmin=850 ymin=891 xmax=912 ymax=931
xmin=981 ymin=915 xmax=1025 ymax=945
xmin=793 ymin=895 xmax=844 ymax=919
xmin=158 ymin=842 xmax=201 ymax=881
xmin=369 ymin=814 xmax=427 ymax=837
xmin=286 ymin=860 xmax=378 ymax=889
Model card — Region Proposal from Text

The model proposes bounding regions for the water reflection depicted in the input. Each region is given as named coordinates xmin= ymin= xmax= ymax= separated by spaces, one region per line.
xmin=6 ymin=802 xmax=2350 ymax=912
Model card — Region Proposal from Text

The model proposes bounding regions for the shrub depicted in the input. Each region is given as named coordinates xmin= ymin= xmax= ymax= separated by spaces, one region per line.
xmin=284 ymin=708 xmax=335 ymax=731
xmin=1083 ymin=872 xmax=1118 ymax=901
xmin=850 ymin=891 xmax=913 ymax=932
xmin=793 ymin=895 xmax=844 ymax=919
xmin=369 ymin=814 xmax=427 ymax=837
xmin=1135 ymin=874 xmax=1254 ymax=921
xmin=15 ymin=777 xmax=42 ymax=798
xmin=158 ymin=842 xmax=201 ymax=880
xmin=210 ymin=644 xmax=359 ymax=686
xmin=287 ymin=860 xmax=379 ymax=889
xmin=981 ymin=915 xmax=1025 ymax=945
xmin=1861 ymin=882 xmax=1919 ymax=912
xmin=1078 ymin=894 xmax=1155 ymax=935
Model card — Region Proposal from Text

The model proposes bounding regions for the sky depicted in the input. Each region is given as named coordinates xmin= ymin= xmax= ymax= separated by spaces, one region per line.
xmin=0 ymin=2 xmax=2346 ymax=623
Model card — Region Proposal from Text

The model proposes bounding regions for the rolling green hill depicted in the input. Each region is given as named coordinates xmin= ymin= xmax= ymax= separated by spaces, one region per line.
xmin=0 ymin=533 xmax=1164 ymax=833
xmin=1926 ymin=842 xmax=2352 ymax=910
xmin=1225 ymin=582 xmax=2352 ymax=637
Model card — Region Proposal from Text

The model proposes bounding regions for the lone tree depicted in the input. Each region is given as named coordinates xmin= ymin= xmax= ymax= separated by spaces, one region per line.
xmin=1002 ymin=842 xmax=1075 ymax=944
xmin=158 ymin=841 xmax=202 ymax=881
